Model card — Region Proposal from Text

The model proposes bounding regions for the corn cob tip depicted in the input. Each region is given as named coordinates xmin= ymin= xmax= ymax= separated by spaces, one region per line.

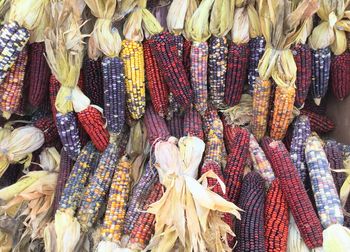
xmin=314 ymin=98 xmax=321 ymax=106
xmin=323 ymin=224 xmax=350 ymax=252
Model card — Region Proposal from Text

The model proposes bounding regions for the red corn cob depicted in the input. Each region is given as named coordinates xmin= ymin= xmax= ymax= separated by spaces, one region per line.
xmin=144 ymin=39 xmax=169 ymax=117
xmin=201 ymin=160 xmax=225 ymax=197
xmin=300 ymin=109 xmax=335 ymax=134
xmin=331 ymin=51 xmax=350 ymax=100
xmin=27 ymin=42 xmax=51 ymax=107
xmin=183 ymin=39 xmax=191 ymax=81
xmin=33 ymin=116 xmax=59 ymax=147
xmin=261 ymin=138 xmax=323 ymax=249
xmin=264 ymin=179 xmax=289 ymax=252
xmin=224 ymin=42 xmax=249 ymax=106
xmin=303 ymin=97 xmax=327 ymax=115
xmin=166 ymin=112 xmax=184 ymax=139
xmin=183 ymin=106 xmax=204 ymax=140
xmin=144 ymin=105 xmax=170 ymax=145
xmin=49 ymin=74 xmax=60 ymax=124
xmin=77 ymin=106 xmax=109 ymax=152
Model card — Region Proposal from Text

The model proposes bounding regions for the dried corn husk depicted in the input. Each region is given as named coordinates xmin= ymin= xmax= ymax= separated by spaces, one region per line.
xmin=123 ymin=6 xmax=144 ymax=42
xmin=141 ymin=8 xmax=164 ymax=36
xmin=221 ymin=94 xmax=253 ymax=127
xmin=145 ymin=136 xmax=241 ymax=251
xmin=167 ymin=0 xmax=190 ymax=34
xmin=209 ymin=0 xmax=234 ymax=37
xmin=39 ymin=147 xmax=60 ymax=173
xmin=247 ymin=3 xmax=262 ymax=38
xmin=332 ymin=157 xmax=350 ymax=210
xmin=0 ymin=126 xmax=44 ymax=177
xmin=231 ymin=7 xmax=250 ymax=44
xmin=114 ymin=0 xmax=138 ymax=21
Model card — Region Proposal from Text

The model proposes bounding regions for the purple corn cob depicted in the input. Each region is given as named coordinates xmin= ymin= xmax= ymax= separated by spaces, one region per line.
xmin=290 ymin=115 xmax=312 ymax=182
xmin=83 ymin=57 xmax=104 ymax=108
xmin=247 ymin=36 xmax=266 ymax=94
xmin=183 ymin=106 xmax=204 ymax=140
xmin=144 ymin=105 xmax=170 ymax=145
xmin=166 ymin=112 xmax=184 ymax=139
xmin=173 ymin=34 xmax=184 ymax=58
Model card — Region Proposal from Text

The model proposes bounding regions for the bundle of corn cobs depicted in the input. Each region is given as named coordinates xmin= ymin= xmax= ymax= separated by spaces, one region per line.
xmin=1 ymin=0 xmax=350 ymax=251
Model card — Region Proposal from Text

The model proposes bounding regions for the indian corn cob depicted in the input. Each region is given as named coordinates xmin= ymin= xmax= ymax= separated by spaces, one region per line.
xmin=144 ymin=105 xmax=170 ymax=145
xmin=82 ymin=57 xmax=104 ymax=108
xmin=290 ymin=115 xmax=312 ymax=183
xmin=166 ymin=112 xmax=184 ymax=139
xmin=304 ymin=97 xmax=327 ymax=115
xmin=0 ymin=46 xmax=28 ymax=118
xmin=143 ymin=39 xmax=169 ymax=117
xmin=27 ymin=42 xmax=51 ymax=108
xmin=49 ymin=74 xmax=60 ymax=123
xmin=183 ymin=106 xmax=204 ymax=140
xmin=300 ymin=109 xmax=335 ymax=134
xmin=236 ymin=171 xmax=266 ymax=252
xmin=248 ymin=36 xmax=266 ymax=94
xmin=183 ymin=38 xmax=192 ymax=81
xmin=33 ymin=116 xmax=59 ymax=147
xmin=261 ymin=137 xmax=323 ymax=249
xmin=331 ymin=51 xmax=350 ymax=100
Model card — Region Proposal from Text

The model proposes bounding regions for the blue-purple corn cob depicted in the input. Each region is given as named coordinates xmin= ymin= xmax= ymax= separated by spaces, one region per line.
xmin=247 ymin=36 xmax=266 ymax=94
xmin=166 ymin=111 xmax=184 ymax=139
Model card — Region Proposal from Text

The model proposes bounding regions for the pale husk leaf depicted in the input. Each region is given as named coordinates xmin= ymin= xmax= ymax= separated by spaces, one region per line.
xmin=210 ymin=0 xmax=234 ymax=37
xmin=247 ymin=3 xmax=262 ymax=38
xmin=54 ymin=211 xmax=81 ymax=252
xmin=39 ymin=147 xmax=60 ymax=173
xmin=287 ymin=215 xmax=311 ymax=252
xmin=323 ymin=224 xmax=350 ymax=252
xmin=231 ymin=7 xmax=249 ymax=44
xmin=29 ymin=1 xmax=49 ymax=43
xmin=123 ymin=8 xmax=144 ymax=42
xmin=71 ymin=87 xmax=91 ymax=113
xmin=183 ymin=0 xmax=198 ymax=40
xmin=221 ymin=94 xmax=253 ymax=127
xmin=167 ymin=0 xmax=189 ymax=34
xmin=142 ymin=8 xmax=164 ymax=36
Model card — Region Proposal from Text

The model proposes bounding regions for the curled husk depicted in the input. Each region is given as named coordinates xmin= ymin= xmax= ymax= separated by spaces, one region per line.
xmin=209 ymin=0 xmax=234 ymax=37
xmin=221 ymin=94 xmax=253 ymax=127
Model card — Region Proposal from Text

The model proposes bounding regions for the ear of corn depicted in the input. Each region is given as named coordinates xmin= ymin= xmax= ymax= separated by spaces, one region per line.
xmin=27 ymin=42 xmax=51 ymax=108
xmin=247 ymin=36 xmax=265 ymax=94
xmin=144 ymin=105 xmax=170 ymax=145
xmin=121 ymin=40 xmax=146 ymax=120
xmin=331 ymin=51 xmax=350 ymax=100
xmin=261 ymin=138 xmax=323 ymax=249
xmin=236 ymin=171 xmax=266 ymax=252
xmin=183 ymin=106 xmax=204 ymax=140
xmin=166 ymin=111 xmax=184 ymax=139
xmin=82 ymin=57 xmax=104 ymax=108
xmin=49 ymin=74 xmax=60 ymax=123
xmin=33 ymin=116 xmax=59 ymax=147
xmin=300 ymin=109 xmax=335 ymax=134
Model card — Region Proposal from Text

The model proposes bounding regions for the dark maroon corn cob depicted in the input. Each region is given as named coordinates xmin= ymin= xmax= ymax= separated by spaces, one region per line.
xmin=208 ymin=36 xmax=228 ymax=108
xmin=261 ymin=138 xmax=323 ymax=249
xmin=173 ymin=34 xmax=184 ymax=58
xmin=53 ymin=148 xmax=74 ymax=212
xmin=166 ymin=111 xmax=184 ymax=139
xmin=144 ymin=105 xmax=170 ymax=145
xmin=102 ymin=56 xmax=126 ymax=134
xmin=49 ymin=74 xmax=60 ymax=124
xmin=27 ymin=42 xmax=51 ymax=108
xmin=248 ymin=36 xmax=266 ymax=94
xmin=82 ymin=57 xmax=104 ymax=108
xmin=290 ymin=115 xmax=311 ymax=182
xmin=304 ymin=97 xmax=327 ymax=115
xmin=201 ymin=160 xmax=225 ymax=196
xmin=183 ymin=106 xmax=204 ymax=140
xmin=224 ymin=42 xmax=250 ymax=106
xmin=56 ymin=112 xmax=82 ymax=160
xmin=310 ymin=47 xmax=331 ymax=104
xmin=0 ymin=164 xmax=23 ymax=189
xmin=149 ymin=32 xmax=193 ymax=108
xmin=292 ymin=43 xmax=312 ymax=108
xmin=236 ymin=171 xmax=266 ymax=252
xmin=300 ymin=109 xmax=335 ymax=134
xmin=331 ymin=51 xmax=350 ymax=100
xmin=33 ymin=116 xmax=59 ymax=147
xmin=183 ymin=39 xmax=191 ymax=80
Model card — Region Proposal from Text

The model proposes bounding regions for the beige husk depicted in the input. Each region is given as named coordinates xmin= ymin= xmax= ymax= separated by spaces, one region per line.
xmin=167 ymin=0 xmax=190 ymax=34
xmin=183 ymin=0 xmax=198 ymax=40
xmin=287 ymin=215 xmax=312 ymax=252
xmin=145 ymin=136 xmax=241 ymax=251
xmin=247 ymin=3 xmax=262 ymax=38
xmin=332 ymin=157 xmax=350 ymax=209
xmin=221 ymin=94 xmax=253 ymax=127
xmin=209 ymin=0 xmax=234 ymax=37
xmin=141 ymin=8 xmax=164 ymax=36
xmin=114 ymin=0 xmax=139 ymax=21
xmin=29 ymin=1 xmax=50 ymax=43
xmin=123 ymin=6 xmax=144 ymax=42
xmin=231 ymin=7 xmax=250 ymax=44
xmin=187 ymin=0 xmax=215 ymax=42
xmin=309 ymin=0 xmax=350 ymax=55
xmin=323 ymin=224 xmax=350 ymax=252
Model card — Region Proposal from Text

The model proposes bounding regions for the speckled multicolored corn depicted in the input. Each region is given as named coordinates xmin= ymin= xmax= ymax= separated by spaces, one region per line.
xmin=144 ymin=105 xmax=170 ymax=145
xmin=166 ymin=112 xmax=184 ymax=139
xmin=183 ymin=106 xmax=204 ymax=140
xmin=248 ymin=36 xmax=266 ymax=94
xmin=300 ymin=109 xmax=335 ymax=134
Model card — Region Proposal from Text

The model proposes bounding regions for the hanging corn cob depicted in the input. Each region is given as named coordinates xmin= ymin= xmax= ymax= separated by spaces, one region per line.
xmin=166 ymin=111 xmax=184 ymax=139
xmin=33 ymin=115 xmax=59 ymax=147
xmin=82 ymin=57 xmax=104 ymax=108
xmin=0 ymin=47 xmax=27 ymax=119
xmin=183 ymin=106 xmax=204 ymax=140
xmin=300 ymin=109 xmax=335 ymax=134
xmin=224 ymin=7 xmax=250 ymax=107
xmin=261 ymin=137 xmax=323 ymax=249
xmin=144 ymin=105 xmax=170 ymax=145
xmin=325 ymin=141 xmax=346 ymax=194
xmin=331 ymin=51 xmax=350 ymax=100
xmin=120 ymin=2 xmax=146 ymax=120
xmin=305 ymin=135 xmax=350 ymax=252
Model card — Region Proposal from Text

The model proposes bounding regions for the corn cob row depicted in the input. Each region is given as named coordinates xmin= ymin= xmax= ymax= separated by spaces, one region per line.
xmin=173 ymin=34 xmax=184 ymax=57
xmin=82 ymin=57 xmax=104 ymax=108
xmin=144 ymin=105 xmax=170 ymax=145
xmin=149 ymin=32 xmax=193 ymax=108
xmin=166 ymin=111 xmax=184 ymax=139
xmin=121 ymin=40 xmax=146 ymax=120
xmin=100 ymin=156 xmax=132 ymax=243
xmin=208 ymin=36 xmax=228 ymax=108
xmin=0 ymin=46 xmax=28 ymax=118
xmin=49 ymin=74 xmax=60 ymax=123
xmin=304 ymin=97 xmax=327 ymax=115
xmin=261 ymin=138 xmax=323 ymax=249
xmin=292 ymin=43 xmax=312 ymax=108
xmin=33 ymin=116 xmax=59 ymax=147
xmin=236 ymin=171 xmax=266 ymax=252
xmin=247 ymin=36 xmax=265 ymax=94
xmin=27 ymin=42 xmax=51 ymax=108
xmin=0 ymin=22 xmax=29 ymax=85
xmin=310 ymin=47 xmax=331 ymax=105
xmin=300 ymin=109 xmax=335 ymax=134
xmin=58 ymin=142 xmax=101 ymax=211
xmin=102 ymin=57 xmax=126 ymax=134
xmin=144 ymin=39 xmax=169 ymax=117
xmin=290 ymin=115 xmax=311 ymax=182
xmin=183 ymin=106 xmax=204 ymax=140
xmin=183 ymin=38 xmax=192 ymax=80
xmin=224 ymin=42 xmax=250 ymax=106
xmin=331 ymin=51 xmax=350 ymax=100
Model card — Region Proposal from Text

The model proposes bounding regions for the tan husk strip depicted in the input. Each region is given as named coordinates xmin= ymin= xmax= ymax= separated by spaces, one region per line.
xmin=231 ymin=7 xmax=249 ymax=44
xmin=209 ymin=0 xmax=234 ymax=37
xmin=123 ymin=6 xmax=144 ymax=42
xmin=167 ymin=0 xmax=190 ymax=34
xmin=141 ymin=8 xmax=164 ymax=36
xmin=247 ymin=3 xmax=262 ymax=39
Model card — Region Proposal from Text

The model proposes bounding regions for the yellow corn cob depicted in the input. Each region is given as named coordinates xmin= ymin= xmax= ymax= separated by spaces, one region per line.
xmin=120 ymin=40 xmax=146 ymax=120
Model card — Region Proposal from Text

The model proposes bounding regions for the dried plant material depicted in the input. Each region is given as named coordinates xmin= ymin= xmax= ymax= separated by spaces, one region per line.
xmin=123 ymin=7 xmax=144 ymax=42
xmin=114 ymin=0 xmax=138 ymax=21
xmin=231 ymin=7 xmax=249 ymax=44
xmin=247 ymin=3 xmax=262 ymax=38
xmin=222 ymin=94 xmax=253 ymax=127
xmin=183 ymin=0 xmax=198 ymax=40
xmin=145 ymin=136 xmax=241 ymax=251
xmin=210 ymin=0 xmax=234 ymax=37
xmin=29 ymin=5 xmax=49 ymax=43
xmin=332 ymin=157 xmax=350 ymax=209
xmin=142 ymin=8 xmax=164 ymax=36
xmin=187 ymin=0 xmax=215 ymax=42
xmin=39 ymin=147 xmax=60 ymax=173
xmin=0 ymin=126 xmax=44 ymax=177
xmin=167 ymin=0 xmax=189 ymax=34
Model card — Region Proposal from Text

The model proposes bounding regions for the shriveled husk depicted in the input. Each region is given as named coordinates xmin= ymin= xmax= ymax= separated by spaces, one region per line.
xmin=39 ymin=147 xmax=60 ymax=173
xmin=287 ymin=215 xmax=311 ymax=252
xmin=323 ymin=224 xmax=350 ymax=252
xmin=231 ymin=7 xmax=250 ymax=44
xmin=114 ymin=0 xmax=138 ymax=21
xmin=247 ymin=3 xmax=262 ymax=38
xmin=0 ymin=126 xmax=44 ymax=177
xmin=142 ymin=8 xmax=164 ymax=36
xmin=221 ymin=94 xmax=253 ymax=127
xmin=186 ymin=0 xmax=215 ymax=42
xmin=123 ymin=0 xmax=146 ymax=42
xmin=209 ymin=0 xmax=234 ymax=37
xmin=333 ymin=157 xmax=350 ymax=209
xmin=145 ymin=136 xmax=241 ymax=251
xmin=167 ymin=0 xmax=190 ymax=34
xmin=309 ymin=0 xmax=350 ymax=55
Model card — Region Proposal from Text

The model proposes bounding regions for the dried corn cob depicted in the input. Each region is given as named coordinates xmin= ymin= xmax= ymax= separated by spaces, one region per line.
xmin=251 ymin=79 xmax=272 ymax=140
xmin=183 ymin=106 xmax=204 ymax=140
xmin=166 ymin=112 xmax=184 ymax=139
xmin=144 ymin=39 xmax=169 ymax=117
xmin=208 ymin=36 xmax=228 ymax=108
xmin=82 ymin=57 xmax=104 ymax=108
xmin=99 ymin=156 xmax=132 ymax=246
xmin=56 ymin=112 xmax=81 ymax=160
xmin=33 ymin=116 xmax=59 ymax=147
xmin=270 ymin=85 xmax=296 ymax=140
xmin=290 ymin=115 xmax=311 ymax=182
xmin=300 ymin=109 xmax=335 ymax=134
xmin=0 ymin=46 xmax=28 ymax=118
xmin=325 ymin=141 xmax=346 ymax=194
xmin=292 ymin=43 xmax=312 ymax=108
xmin=144 ymin=105 xmax=170 ymax=145
xmin=27 ymin=42 xmax=51 ymax=108
xmin=120 ymin=40 xmax=146 ymax=120
xmin=310 ymin=48 xmax=331 ymax=105
xmin=236 ymin=171 xmax=266 ymax=252
xmin=305 ymin=135 xmax=350 ymax=251
xmin=304 ymin=97 xmax=327 ymax=115
xmin=331 ymin=51 xmax=350 ymax=100
xmin=49 ymin=74 xmax=60 ymax=123
xmin=261 ymin=138 xmax=323 ymax=249
xmin=247 ymin=36 xmax=266 ymax=94
xmin=265 ymin=178 xmax=289 ymax=252
xmin=183 ymin=38 xmax=192 ymax=80
xmin=53 ymin=148 xmax=74 ymax=212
